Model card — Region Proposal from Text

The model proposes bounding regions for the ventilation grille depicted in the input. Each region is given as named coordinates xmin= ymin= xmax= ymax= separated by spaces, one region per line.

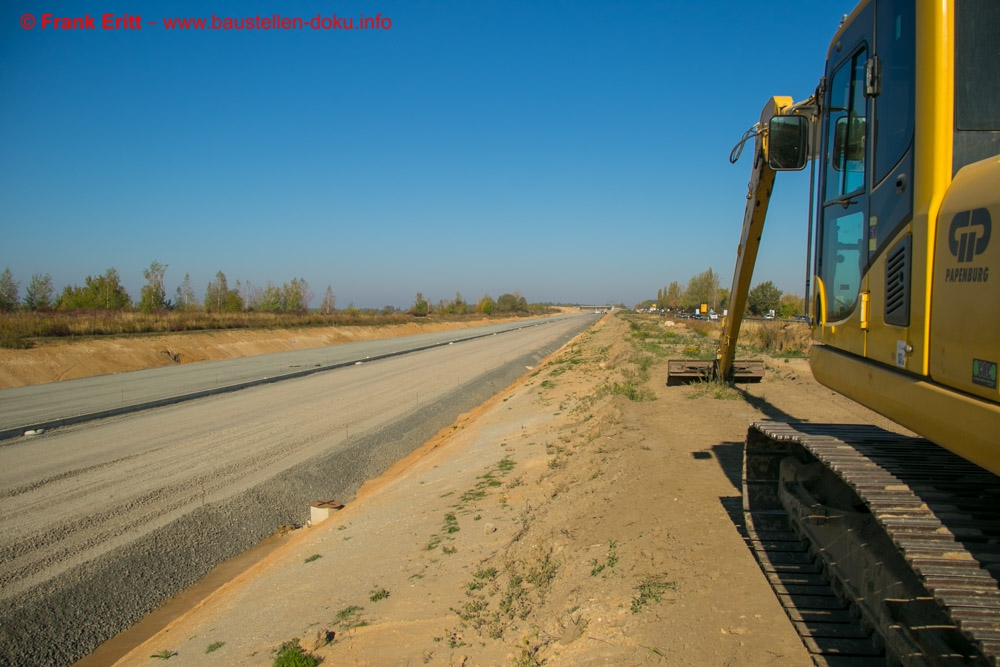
xmin=885 ymin=235 xmax=911 ymax=327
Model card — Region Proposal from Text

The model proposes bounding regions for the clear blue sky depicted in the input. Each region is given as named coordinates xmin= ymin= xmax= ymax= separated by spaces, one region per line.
xmin=1 ymin=0 xmax=859 ymax=309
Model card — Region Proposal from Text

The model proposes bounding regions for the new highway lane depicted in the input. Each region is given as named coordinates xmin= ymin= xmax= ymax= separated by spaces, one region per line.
xmin=0 ymin=313 xmax=598 ymax=665
xmin=0 ymin=316 xmax=574 ymax=439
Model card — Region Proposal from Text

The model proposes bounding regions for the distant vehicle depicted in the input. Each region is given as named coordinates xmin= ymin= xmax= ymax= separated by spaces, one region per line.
xmin=709 ymin=313 xmax=719 ymax=321
xmin=795 ymin=315 xmax=810 ymax=323
xmin=691 ymin=313 xmax=703 ymax=320
xmin=676 ymin=312 xmax=688 ymax=319
xmin=763 ymin=310 xmax=775 ymax=320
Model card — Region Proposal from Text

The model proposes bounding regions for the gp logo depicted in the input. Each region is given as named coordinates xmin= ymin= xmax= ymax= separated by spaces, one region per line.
xmin=949 ymin=208 xmax=992 ymax=263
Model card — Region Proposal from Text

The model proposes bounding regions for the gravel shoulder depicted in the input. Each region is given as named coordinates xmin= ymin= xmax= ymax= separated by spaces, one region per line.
xmin=106 ymin=313 xmax=910 ymax=666
xmin=0 ymin=317 xmax=593 ymax=666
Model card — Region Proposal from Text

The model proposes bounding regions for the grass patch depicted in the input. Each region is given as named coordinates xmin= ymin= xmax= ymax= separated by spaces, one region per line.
xmin=271 ymin=638 xmax=320 ymax=667
xmin=681 ymin=343 xmax=715 ymax=359
xmin=369 ymin=586 xmax=390 ymax=602
xmin=639 ymin=339 xmax=673 ymax=356
xmin=631 ymin=353 xmax=655 ymax=372
xmin=687 ymin=380 xmax=743 ymax=401
xmin=738 ymin=319 xmax=812 ymax=354
xmin=631 ymin=577 xmax=677 ymax=614
xmin=458 ymin=488 xmax=487 ymax=503
xmin=770 ymin=347 xmax=808 ymax=358
xmin=455 ymin=597 xmax=489 ymax=624
xmin=513 ymin=634 xmax=545 ymax=667
xmin=546 ymin=443 xmax=570 ymax=469
xmin=453 ymin=549 xmax=560 ymax=641
xmin=334 ymin=605 xmax=366 ymax=630
xmin=204 ymin=641 xmax=224 ymax=654
xmin=466 ymin=567 xmax=498 ymax=592
xmin=525 ymin=547 xmax=559 ymax=590
xmin=150 ymin=650 xmax=176 ymax=660
xmin=590 ymin=539 xmax=620 ymax=576
xmin=607 ymin=381 xmax=656 ymax=402
xmin=303 ymin=554 xmax=322 ymax=563
xmin=456 ymin=457 xmax=517 ymax=506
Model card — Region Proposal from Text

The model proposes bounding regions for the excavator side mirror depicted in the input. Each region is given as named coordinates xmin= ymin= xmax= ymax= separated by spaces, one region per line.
xmin=768 ymin=115 xmax=809 ymax=171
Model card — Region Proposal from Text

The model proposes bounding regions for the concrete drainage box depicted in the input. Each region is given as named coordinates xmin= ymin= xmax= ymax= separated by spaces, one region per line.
xmin=309 ymin=499 xmax=344 ymax=525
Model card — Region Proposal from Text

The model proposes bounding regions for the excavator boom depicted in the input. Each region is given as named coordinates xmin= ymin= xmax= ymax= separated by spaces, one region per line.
xmin=667 ymin=96 xmax=800 ymax=384
xmin=714 ymin=97 xmax=790 ymax=382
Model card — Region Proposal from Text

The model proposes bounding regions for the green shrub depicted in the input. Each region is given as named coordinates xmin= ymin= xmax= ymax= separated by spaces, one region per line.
xmin=272 ymin=639 xmax=319 ymax=667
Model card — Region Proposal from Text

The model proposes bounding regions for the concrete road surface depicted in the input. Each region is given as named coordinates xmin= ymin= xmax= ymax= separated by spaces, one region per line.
xmin=0 ymin=314 xmax=598 ymax=665
xmin=0 ymin=316 xmax=574 ymax=440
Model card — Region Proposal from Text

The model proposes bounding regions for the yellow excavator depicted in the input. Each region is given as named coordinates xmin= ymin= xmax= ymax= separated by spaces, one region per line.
xmin=669 ymin=1 xmax=1000 ymax=663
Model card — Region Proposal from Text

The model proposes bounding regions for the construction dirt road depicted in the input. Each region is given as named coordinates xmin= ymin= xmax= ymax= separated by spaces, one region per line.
xmin=39 ymin=311 xmax=910 ymax=667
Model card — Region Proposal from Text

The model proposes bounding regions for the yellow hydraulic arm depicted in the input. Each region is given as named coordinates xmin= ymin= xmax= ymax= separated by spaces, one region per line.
xmin=667 ymin=96 xmax=812 ymax=385
xmin=714 ymin=97 xmax=792 ymax=381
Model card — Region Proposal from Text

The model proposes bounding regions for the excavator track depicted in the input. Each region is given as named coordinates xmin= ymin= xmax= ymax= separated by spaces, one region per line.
xmin=743 ymin=422 xmax=1000 ymax=666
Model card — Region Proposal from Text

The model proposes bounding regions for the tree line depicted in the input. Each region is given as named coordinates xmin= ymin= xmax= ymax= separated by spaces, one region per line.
xmin=410 ymin=291 xmax=538 ymax=317
xmin=0 ymin=265 xmax=548 ymax=318
xmin=640 ymin=268 xmax=803 ymax=317
xmin=0 ymin=264 xmax=319 ymax=315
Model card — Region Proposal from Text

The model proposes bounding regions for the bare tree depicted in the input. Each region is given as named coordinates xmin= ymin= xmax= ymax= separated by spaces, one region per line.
xmin=241 ymin=280 xmax=263 ymax=311
xmin=0 ymin=268 xmax=19 ymax=311
xmin=321 ymin=286 xmax=336 ymax=314
xmin=174 ymin=273 xmax=198 ymax=311
xmin=139 ymin=261 xmax=169 ymax=313
xmin=204 ymin=271 xmax=239 ymax=312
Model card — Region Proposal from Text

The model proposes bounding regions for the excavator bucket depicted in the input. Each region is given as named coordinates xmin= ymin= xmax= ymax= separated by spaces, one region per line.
xmin=666 ymin=359 xmax=765 ymax=385
xmin=729 ymin=359 xmax=765 ymax=382
xmin=666 ymin=359 xmax=714 ymax=385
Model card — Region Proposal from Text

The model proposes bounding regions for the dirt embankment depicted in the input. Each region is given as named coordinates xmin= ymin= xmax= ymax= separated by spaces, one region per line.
xmin=107 ymin=313 xmax=906 ymax=666
xmin=0 ymin=316 xmax=543 ymax=389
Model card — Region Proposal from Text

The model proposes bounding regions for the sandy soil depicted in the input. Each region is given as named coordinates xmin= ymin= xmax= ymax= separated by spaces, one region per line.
xmin=98 ymin=313 xmax=908 ymax=666
xmin=0 ymin=316 xmax=539 ymax=389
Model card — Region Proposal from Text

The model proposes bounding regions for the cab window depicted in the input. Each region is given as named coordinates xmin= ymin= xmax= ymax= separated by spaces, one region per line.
xmin=824 ymin=50 xmax=868 ymax=199
xmin=954 ymin=0 xmax=1000 ymax=171
xmin=819 ymin=47 xmax=869 ymax=322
